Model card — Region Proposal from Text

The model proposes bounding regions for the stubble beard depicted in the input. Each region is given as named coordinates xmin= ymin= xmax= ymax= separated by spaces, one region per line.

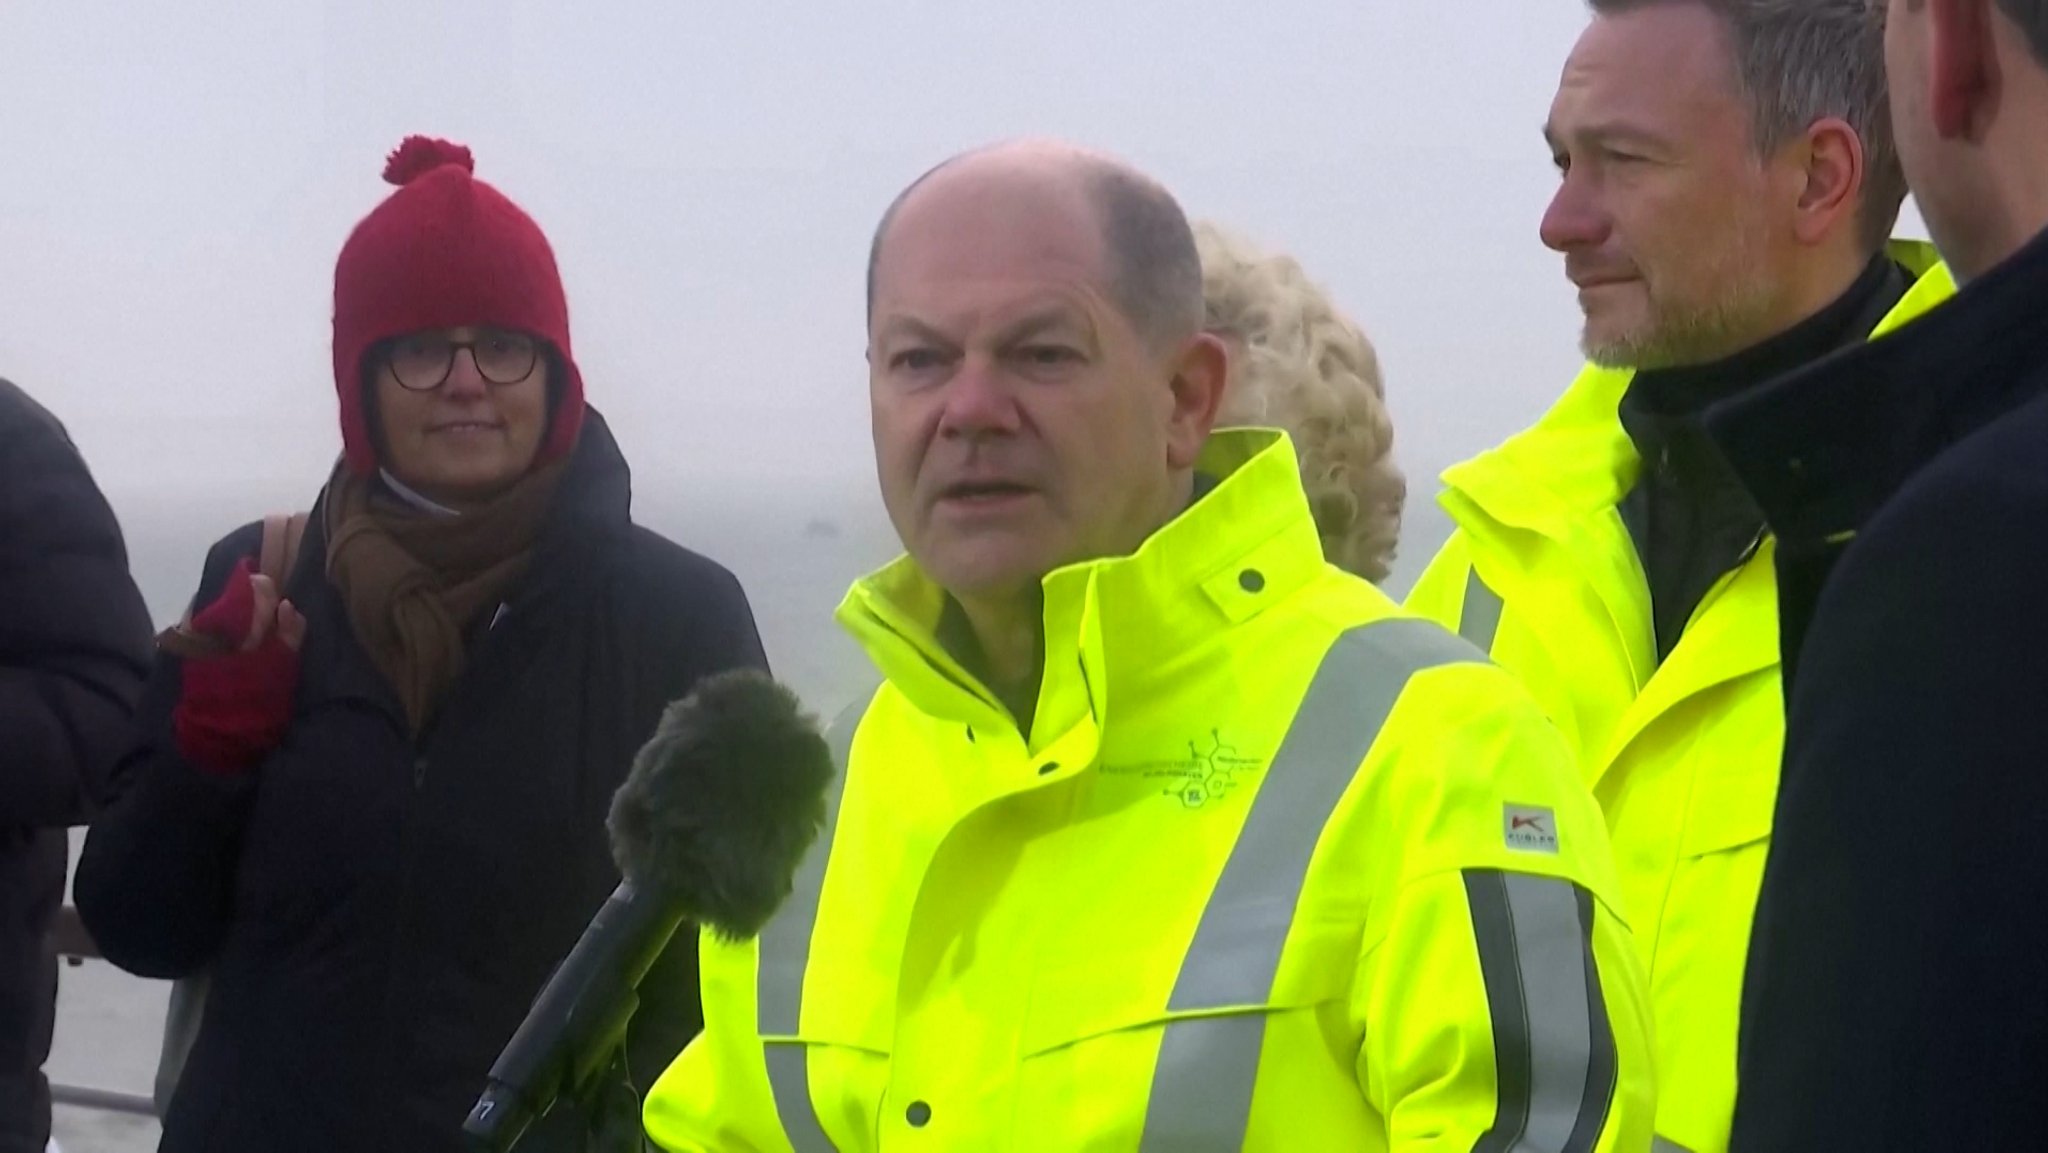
xmin=1583 ymin=231 xmax=1778 ymax=372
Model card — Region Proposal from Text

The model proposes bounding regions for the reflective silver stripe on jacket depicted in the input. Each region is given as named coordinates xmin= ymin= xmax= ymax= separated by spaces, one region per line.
xmin=1138 ymin=618 xmax=1487 ymax=1149
xmin=756 ymin=694 xmax=867 ymax=1153
xmin=1460 ymin=567 xmax=1506 ymax=652
xmin=1651 ymin=1139 xmax=1698 ymax=1153
xmin=1465 ymin=871 xmax=1618 ymax=1153
xmin=755 ymin=618 xmax=1616 ymax=1151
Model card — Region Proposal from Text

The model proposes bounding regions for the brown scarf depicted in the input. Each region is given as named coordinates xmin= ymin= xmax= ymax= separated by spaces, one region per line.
xmin=323 ymin=459 xmax=567 ymax=734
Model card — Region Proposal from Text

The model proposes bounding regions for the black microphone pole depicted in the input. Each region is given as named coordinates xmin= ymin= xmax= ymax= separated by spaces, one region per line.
xmin=462 ymin=666 xmax=839 ymax=1152
xmin=462 ymin=879 xmax=686 ymax=1152
xmin=584 ymin=1049 xmax=653 ymax=1153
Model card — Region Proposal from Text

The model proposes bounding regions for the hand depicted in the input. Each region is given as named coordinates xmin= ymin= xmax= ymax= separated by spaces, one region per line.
xmin=184 ymin=555 xmax=307 ymax=655
xmin=171 ymin=557 xmax=308 ymax=774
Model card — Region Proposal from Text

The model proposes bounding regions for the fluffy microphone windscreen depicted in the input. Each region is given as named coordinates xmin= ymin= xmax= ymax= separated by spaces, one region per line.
xmin=606 ymin=669 xmax=837 ymax=942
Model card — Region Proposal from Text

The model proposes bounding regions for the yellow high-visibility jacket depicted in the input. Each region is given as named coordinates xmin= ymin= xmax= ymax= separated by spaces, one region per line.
xmin=1404 ymin=242 xmax=1954 ymax=1153
xmin=645 ymin=428 xmax=1653 ymax=1151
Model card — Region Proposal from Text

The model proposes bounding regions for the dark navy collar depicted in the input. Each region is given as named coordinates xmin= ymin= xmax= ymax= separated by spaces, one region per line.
xmin=1623 ymin=254 xmax=1902 ymax=462
xmin=1707 ymin=225 xmax=2048 ymax=548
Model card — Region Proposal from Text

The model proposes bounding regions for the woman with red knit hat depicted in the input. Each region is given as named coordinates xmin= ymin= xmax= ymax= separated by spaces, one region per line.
xmin=74 ymin=137 xmax=768 ymax=1152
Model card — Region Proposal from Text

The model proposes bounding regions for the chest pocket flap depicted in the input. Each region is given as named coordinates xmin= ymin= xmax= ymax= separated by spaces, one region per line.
xmin=1020 ymin=920 xmax=1358 ymax=1056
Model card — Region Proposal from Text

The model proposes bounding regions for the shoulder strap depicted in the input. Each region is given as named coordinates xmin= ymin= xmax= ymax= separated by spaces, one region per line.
xmin=258 ymin=511 xmax=310 ymax=584
xmin=157 ymin=510 xmax=310 ymax=659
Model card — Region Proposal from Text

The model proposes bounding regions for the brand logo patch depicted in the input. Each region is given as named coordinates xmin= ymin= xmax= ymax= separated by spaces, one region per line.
xmin=1504 ymin=804 xmax=1559 ymax=854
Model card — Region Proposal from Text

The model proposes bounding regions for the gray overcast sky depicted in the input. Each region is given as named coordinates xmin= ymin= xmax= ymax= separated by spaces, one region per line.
xmin=0 ymin=0 xmax=1928 ymax=508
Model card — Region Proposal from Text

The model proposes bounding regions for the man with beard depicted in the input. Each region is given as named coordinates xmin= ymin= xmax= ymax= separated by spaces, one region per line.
xmin=1404 ymin=3 xmax=1952 ymax=1151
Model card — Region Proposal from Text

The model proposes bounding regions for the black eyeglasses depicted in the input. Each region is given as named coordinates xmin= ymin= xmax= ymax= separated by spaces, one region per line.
xmin=382 ymin=329 xmax=540 ymax=392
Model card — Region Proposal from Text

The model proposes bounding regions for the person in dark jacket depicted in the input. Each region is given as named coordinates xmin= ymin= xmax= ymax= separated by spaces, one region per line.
xmin=0 ymin=380 xmax=153 ymax=1152
xmin=1706 ymin=2 xmax=2048 ymax=1149
xmin=73 ymin=136 xmax=769 ymax=1152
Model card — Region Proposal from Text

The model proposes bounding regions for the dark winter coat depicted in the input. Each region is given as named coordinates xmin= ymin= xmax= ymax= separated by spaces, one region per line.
xmin=73 ymin=409 xmax=769 ymax=1152
xmin=1708 ymin=226 xmax=2048 ymax=1152
xmin=0 ymin=379 xmax=154 ymax=1152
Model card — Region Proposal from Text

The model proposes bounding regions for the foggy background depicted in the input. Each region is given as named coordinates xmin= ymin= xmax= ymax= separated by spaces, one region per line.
xmin=0 ymin=1 xmax=1929 ymax=579
xmin=1 ymin=1 xmax=1928 ymax=1145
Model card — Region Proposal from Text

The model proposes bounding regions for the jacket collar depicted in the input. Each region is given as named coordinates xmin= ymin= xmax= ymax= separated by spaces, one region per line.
xmin=1707 ymin=229 xmax=2044 ymax=550
xmin=377 ymin=469 xmax=464 ymax=517
xmin=1432 ymin=241 xmax=1950 ymax=739
xmin=504 ymin=405 xmax=635 ymax=608
xmin=1619 ymin=253 xmax=1904 ymax=474
xmin=836 ymin=428 xmax=1326 ymax=747
xmin=1441 ymin=239 xmax=1948 ymax=535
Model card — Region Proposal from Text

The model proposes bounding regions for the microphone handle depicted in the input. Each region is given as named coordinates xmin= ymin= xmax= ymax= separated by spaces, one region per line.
xmin=586 ymin=1048 xmax=654 ymax=1153
xmin=463 ymin=879 xmax=688 ymax=1152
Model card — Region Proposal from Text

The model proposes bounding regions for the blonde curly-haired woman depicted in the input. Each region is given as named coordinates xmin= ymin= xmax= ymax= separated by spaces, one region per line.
xmin=1196 ymin=222 xmax=1406 ymax=582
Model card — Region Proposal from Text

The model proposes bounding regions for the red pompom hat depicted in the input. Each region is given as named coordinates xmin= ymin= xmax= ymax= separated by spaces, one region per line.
xmin=330 ymin=136 xmax=585 ymax=476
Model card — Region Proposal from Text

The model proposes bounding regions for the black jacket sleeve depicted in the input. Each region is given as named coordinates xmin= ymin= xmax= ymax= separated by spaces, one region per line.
xmin=1730 ymin=456 xmax=2048 ymax=1152
xmin=617 ymin=531 xmax=772 ymax=1091
xmin=0 ymin=380 xmax=154 ymax=827
xmin=73 ymin=523 xmax=267 ymax=979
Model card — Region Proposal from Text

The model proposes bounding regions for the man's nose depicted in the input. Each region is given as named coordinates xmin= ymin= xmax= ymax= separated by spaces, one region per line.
xmin=1540 ymin=168 xmax=1611 ymax=254
xmin=936 ymin=357 xmax=1023 ymax=439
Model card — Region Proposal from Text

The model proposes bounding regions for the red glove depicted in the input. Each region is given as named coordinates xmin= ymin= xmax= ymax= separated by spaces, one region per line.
xmin=171 ymin=557 xmax=308 ymax=775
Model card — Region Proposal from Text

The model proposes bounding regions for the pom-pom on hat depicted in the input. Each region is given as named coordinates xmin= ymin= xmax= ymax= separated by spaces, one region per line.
xmin=330 ymin=135 xmax=584 ymax=476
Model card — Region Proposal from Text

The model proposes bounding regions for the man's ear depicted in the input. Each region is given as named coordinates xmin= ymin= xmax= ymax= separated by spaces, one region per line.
xmin=1790 ymin=117 xmax=1865 ymax=247
xmin=1929 ymin=0 xmax=1998 ymax=141
xmin=1165 ymin=332 xmax=1229 ymax=470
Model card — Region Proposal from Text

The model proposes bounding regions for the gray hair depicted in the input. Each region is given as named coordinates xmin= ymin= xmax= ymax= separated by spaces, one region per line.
xmin=1591 ymin=0 xmax=1907 ymax=254
xmin=866 ymin=151 xmax=1204 ymax=351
